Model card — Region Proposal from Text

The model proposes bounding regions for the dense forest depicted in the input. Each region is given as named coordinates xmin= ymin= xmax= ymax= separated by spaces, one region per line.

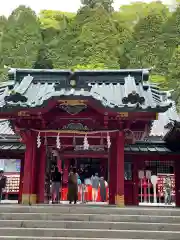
xmin=0 ymin=0 xmax=180 ymax=109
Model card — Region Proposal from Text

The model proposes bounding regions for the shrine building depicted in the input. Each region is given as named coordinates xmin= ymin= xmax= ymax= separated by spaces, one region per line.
xmin=0 ymin=68 xmax=180 ymax=206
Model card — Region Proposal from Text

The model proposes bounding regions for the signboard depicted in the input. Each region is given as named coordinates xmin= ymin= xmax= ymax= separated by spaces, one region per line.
xmin=146 ymin=170 xmax=151 ymax=179
xmin=138 ymin=170 xmax=144 ymax=179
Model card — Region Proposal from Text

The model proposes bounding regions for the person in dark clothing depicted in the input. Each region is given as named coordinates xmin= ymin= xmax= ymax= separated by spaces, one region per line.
xmin=51 ymin=166 xmax=62 ymax=204
xmin=99 ymin=177 xmax=107 ymax=202
xmin=0 ymin=170 xmax=6 ymax=203
xmin=68 ymin=167 xmax=78 ymax=204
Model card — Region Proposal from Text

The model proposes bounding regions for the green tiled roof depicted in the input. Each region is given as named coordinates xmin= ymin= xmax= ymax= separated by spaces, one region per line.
xmin=0 ymin=68 xmax=171 ymax=113
xmin=0 ymin=120 xmax=15 ymax=136
xmin=125 ymin=141 xmax=177 ymax=154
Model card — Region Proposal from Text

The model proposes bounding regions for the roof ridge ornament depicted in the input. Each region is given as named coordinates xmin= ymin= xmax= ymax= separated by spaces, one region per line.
xmin=4 ymin=91 xmax=28 ymax=103
xmin=122 ymin=90 xmax=145 ymax=105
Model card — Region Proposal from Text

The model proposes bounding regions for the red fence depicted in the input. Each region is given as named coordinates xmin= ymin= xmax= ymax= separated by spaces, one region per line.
xmin=60 ymin=185 xmax=108 ymax=202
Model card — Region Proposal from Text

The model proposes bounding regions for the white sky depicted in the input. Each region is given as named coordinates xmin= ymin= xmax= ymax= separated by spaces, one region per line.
xmin=0 ymin=0 xmax=175 ymax=16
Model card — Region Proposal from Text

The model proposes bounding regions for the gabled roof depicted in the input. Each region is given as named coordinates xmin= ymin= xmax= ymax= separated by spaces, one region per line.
xmin=0 ymin=68 xmax=171 ymax=113
xmin=150 ymin=92 xmax=179 ymax=137
xmin=0 ymin=139 xmax=25 ymax=151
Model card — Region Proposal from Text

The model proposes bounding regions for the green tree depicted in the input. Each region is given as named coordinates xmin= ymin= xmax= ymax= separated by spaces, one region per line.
xmin=116 ymin=1 xmax=169 ymax=29
xmin=81 ymin=0 xmax=114 ymax=12
xmin=0 ymin=16 xmax=7 ymax=80
xmin=72 ymin=63 xmax=106 ymax=70
xmin=39 ymin=10 xmax=75 ymax=30
xmin=150 ymin=74 xmax=168 ymax=90
xmin=39 ymin=10 xmax=75 ymax=44
xmin=124 ymin=9 xmax=168 ymax=69
xmin=157 ymin=6 xmax=180 ymax=74
xmin=0 ymin=5 xmax=42 ymax=68
xmin=33 ymin=45 xmax=53 ymax=69
xmin=0 ymin=16 xmax=7 ymax=41
xmin=50 ymin=6 xmax=121 ymax=68
xmin=167 ymin=46 xmax=180 ymax=111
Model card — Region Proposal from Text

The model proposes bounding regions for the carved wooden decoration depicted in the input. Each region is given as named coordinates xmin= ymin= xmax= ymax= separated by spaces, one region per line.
xmin=74 ymin=145 xmax=105 ymax=151
xmin=58 ymin=100 xmax=87 ymax=115
xmin=58 ymin=100 xmax=87 ymax=106
xmin=62 ymin=123 xmax=89 ymax=131
xmin=124 ymin=129 xmax=135 ymax=144
xmin=118 ymin=112 xmax=128 ymax=118
xmin=60 ymin=105 xmax=87 ymax=115
xmin=17 ymin=111 xmax=30 ymax=117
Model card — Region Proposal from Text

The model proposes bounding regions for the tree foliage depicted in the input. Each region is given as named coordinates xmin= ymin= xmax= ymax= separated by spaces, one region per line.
xmin=157 ymin=6 xmax=180 ymax=75
xmin=49 ymin=6 xmax=122 ymax=68
xmin=81 ymin=0 xmax=114 ymax=12
xmin=124 ymin=10 xmax=168 ymax=69
xmin=167 ymin=46 xmax=180 ymax=110
xmin=0 ymin=5 xmax=42 ymax=68
xmin=33 ymin=45 xmax=53 ymax=69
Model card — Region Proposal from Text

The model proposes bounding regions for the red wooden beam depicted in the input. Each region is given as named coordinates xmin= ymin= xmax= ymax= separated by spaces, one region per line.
xmin=0 ymin=98 xmax=158 ymax=121
xmin=60 ymin=152 xmax=108 ymax=159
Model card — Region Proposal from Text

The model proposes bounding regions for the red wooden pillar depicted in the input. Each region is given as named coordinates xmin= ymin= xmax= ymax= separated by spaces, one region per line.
xmin=109 ymin=137 xmax=117 ymax=204
xmin=115 ymin=131 xmax=125 ymax=206
xmin=57 ymin=159 xmax=62 ymax=172
xmin=133 ymin=157 xmax=140 ymax=206
xmin=37 ymin=144 xmax=46 ymax=203
xmin=21 ymin=132 xmax=37 ymax=204
xmin=175 ymin=159 xmax=180 ymax=207
xmin=109 ymin=131 xmax=124 ymax=206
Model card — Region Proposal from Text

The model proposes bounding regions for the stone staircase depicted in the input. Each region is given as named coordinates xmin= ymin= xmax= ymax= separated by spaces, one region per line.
xmin=0 ymin=205 xmax=180 ymax=239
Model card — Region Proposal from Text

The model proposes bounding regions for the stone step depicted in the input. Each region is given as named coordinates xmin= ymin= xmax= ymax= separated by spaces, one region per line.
xmin=0 ymin=205 xmax=178 ymax=216
xmin=0 ymin=228 xmax=179 ymax=239
xmin=0 ymin=220 xmax=179 ymax=231
xmin=0 ymin=238 xmax=159 ymax=240
xmin=1 ymin=213 xmax=180 ymax=223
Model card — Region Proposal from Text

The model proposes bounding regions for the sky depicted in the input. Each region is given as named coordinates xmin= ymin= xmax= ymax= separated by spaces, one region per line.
xmin=0 ymin=0 xmax=175 ymax=17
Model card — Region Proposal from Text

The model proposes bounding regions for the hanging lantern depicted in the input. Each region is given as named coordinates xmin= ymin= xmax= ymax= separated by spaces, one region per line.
xmin=37 ymin=132 xmax=41 ymax=148
xmin=83 ymin=134 xmax=89 ymax=150
xmin=107 ymin=132 xmax=111 ymax=149
xmin=56 ymin=133 xmax=61 ymax=149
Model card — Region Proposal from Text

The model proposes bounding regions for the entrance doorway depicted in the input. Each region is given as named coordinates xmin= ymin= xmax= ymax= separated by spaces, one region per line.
xmin=44 ymin=153 xmax=109 ymax=204
xmin=69 ymin=158 xmax=108 ymax=180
